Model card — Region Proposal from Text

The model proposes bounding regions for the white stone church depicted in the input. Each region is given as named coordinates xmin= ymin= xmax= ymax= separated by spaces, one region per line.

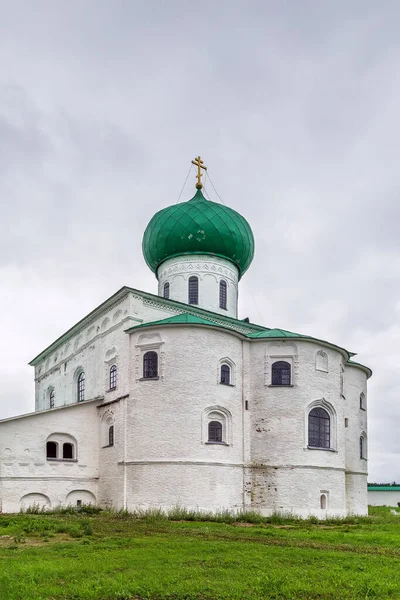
xmin=0 ymin=160 xmax=371 ymax=516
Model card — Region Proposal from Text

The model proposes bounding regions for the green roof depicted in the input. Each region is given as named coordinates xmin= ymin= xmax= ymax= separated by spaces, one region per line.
xmin=142 ymin=188 xmax=255 ymax=278
xmin=125 ymin=312 xmax=231 ymax=333
xmin=368 ymin=486 xmax=400 ymax=491
xmin=247 ymin=328 xmax=309 ymax=339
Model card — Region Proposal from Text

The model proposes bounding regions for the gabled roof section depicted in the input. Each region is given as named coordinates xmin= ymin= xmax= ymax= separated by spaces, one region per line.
xmin=29 ymin=285 xmax=268 ymax=365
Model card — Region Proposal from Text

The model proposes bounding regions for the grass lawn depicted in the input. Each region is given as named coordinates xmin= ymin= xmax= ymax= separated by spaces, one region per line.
xmin=1 ymin=506 xmax=400 ymax=599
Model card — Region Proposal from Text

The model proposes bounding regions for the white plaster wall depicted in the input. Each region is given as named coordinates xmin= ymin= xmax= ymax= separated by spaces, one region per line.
xmin=0 ymin=401 xmax=100 ymax=512
xmin=343 ymin=365 xmax=368 ymax=514
xmin=368 ymin=491 xmax=400 ymax=506
xmin=34 ymin=297 xmax=134 ymax=412
xmin=123 ymin=325 xmax=245 ymax=511
xmin=157 ymin=255 xmax=239 ymax=318
xmin=248 ymin=340 xmax=351 ymax=516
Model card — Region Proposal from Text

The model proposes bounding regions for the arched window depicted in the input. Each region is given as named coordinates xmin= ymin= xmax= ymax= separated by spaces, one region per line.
xmin=220 ymin=364 xmax=230 ymax=385
xmin=163 ymin=282 xmax=170 ymax=299
xmin=143 ymin=351 xmax=158 ymax=379
xmin=360 ymin=435 xmax=366 ymax=459
xmin=109 ymin=365 xmax=117 ymax=390
xmin=49 ymin=389 xmax=55 ymax=409
xmin=271 ymin=361 xmax=291 ymax=386
xmin=308 ymin=407 xmax=330 ymax=448
xmin=109 ymin=425 xmax=114 ymax=447
xmin=360 ymin=392 xmax=366 ymax=410
xmin=188 ymin=276 xmax=198 ymax=305
xmin=320 ymin=494 xmax=327 ymax=509
xmin=219 ymin=280 xmax=227 ymax=309
xmin=208 ymin=421 xmax=223 ymax=443
xmin=77 ymin=372 xmax=85 ymax=402
xmin=46 ymin=441 xmax=57 ymax=459
xmin=63 ymin=443 xmax=74 ymax=459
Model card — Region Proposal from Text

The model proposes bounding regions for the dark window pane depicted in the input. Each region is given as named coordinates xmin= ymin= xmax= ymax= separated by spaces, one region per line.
xmin=77 ymin=372 xmax=85 ymax=402
xmin=308 ymin=407 xmax=330 ymax=448
xmin=360 ymin=436 xmax=364 ymax=458
xmin=49 ymin=390 xmax=55 ymax=409
xmin=188 ymin=276 xmax=198 ymax=304
xmin=220 ymin=364 xmax=230 ymax=385
xmin=63 ymin=443 xmax=73 ymax=459
xmin=46 ymin=441 xmax=57 ymax=458
xmin=208 ymin=421 xmax=223 ymax=442
xmin=164 ymin=282 xmax=170 ymax=299
xmin=219 ymin=280 xmax=227 ymax=309
xmin=109 ymin=365 xmax=117 ymax=390
xmin=143 ymin=351 xmax=158 ymax=378
xmin=271 ymin=361 xmax=291 ymax=385
xmin=109 ymin=425 xmax=114 ymax=446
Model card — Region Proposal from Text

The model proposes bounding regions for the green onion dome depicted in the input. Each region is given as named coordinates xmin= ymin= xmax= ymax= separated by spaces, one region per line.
xmin=142 ymin=189 xmax=255 ymax=279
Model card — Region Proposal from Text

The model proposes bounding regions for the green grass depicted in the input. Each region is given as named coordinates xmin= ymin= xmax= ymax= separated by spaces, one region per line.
xmin=1 ymin=506 xmax=400 ymax=599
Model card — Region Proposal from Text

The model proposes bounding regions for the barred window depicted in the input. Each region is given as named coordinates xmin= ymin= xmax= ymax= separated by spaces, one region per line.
xmin=49 ymin=389 xmax=55 ymax=409
xmin=271 ymin=361 xmax=291 ymax=385
xmin=46 ymin=441 xmax=57 ymax=458
xmin=208 ymin=421 xmax=222 ymax=443
xmin=109 ymin=425 xmax=114 ymax=447
xmin=188 ymin=276 xmax=198 ymax=304
xmin=220 ymin=364 xmax=230 ymax=385
xmin=164 ymin=282 xmax=170 ymax=299
xmin=308 ymin=407 xmax=330 ymax=448
xmin=143 ymin=351 xmax=158 ymax=378
xmin=109 ymin=365 xmax=117 ymax=390
xmin=219 ymin=280 xmax=227 ymax=309
xmin=77 ymin=372 xmax=85 ymax=402
xmin=63 ymin=443 xmax=74 ymax=459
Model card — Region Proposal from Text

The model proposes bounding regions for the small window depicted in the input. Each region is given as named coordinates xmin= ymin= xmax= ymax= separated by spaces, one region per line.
xmin=76 ymin=499 xmax=82 ymax=507
xmin=208 ymin=421 xmax=222 ymax=443
xmin=320 ymin=494 xmax=327 ymax=509
xmin=163 ymin=282 xmax=170 ymax=299
xmin=360 ymin=392 xmax=366 ymax=410
xmin=360 ymin=436 xmax=365 ymax=459
xmin=308 ymin=407 xmax=330 ymax=449
xmin=49 ymin=389 xmax=55 ymax=409
xmin=143 ymin=351 xmax=158 ymax=379
xmin=219 ymin=280 xmax=227 ymax=309
xmin=109 ymin=425 xmax=114 ymax=446
xmin=188 ymin=276 xmax=198 ymax=305
xmin=271 ymin=361 xmax=291 ymax=386
xmin=46 ymin=441 xmax=57 ymax=459
xmin=220 ymin=364 xmax=230 ymax=385
xmin=77 ymin=372 xmax=85 ymax=402
xmin=109 ymin=365 xmax=117 ymax=390
xmin=63 ymin=443 xmax=74 ymax=459
xmin=316 ymin=350 xmax=328 ymax=372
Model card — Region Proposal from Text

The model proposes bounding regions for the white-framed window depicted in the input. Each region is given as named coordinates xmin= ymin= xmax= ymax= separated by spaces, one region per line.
xmin=360 ymin=433 xmax=367 ymax=459
xmin=164 ymin=282 xmax=170 ymax=299
xmin=218 ymin=358 xmax=235 ymax=386
xmin=271 ymin=360 xmax=291 ymax=386
xmin=46 ymin=433 xmax=77 ymax=461
xmin=219 ymin=279 xmax=227 ymax=309
xmin=188 ymin=276 xmax=199 ymax=304
xmin=109 ymin=364 xmax=117 ymax=390
xmin=202 ymin=406 xmax=232 ymax=446
xmin=305 ymin=399 xmax=336 ymax=451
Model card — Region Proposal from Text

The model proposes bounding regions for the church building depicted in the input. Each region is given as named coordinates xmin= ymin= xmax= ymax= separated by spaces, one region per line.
xmin=0 ymin=157 xmax=371 ymax=516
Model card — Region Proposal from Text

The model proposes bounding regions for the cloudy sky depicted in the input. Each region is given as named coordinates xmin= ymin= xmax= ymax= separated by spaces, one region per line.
xmin=0 ymin=1 xmax=399 ymax=482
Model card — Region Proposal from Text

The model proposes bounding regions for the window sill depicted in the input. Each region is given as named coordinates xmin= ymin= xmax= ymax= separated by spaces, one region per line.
xmin=219 ymin=306 xmax=228 ymax=311
xmin=219 ymin=382 xmax=235 ymax=387
xmin=46 ymin=458 xmax=78 ymax=462
xmin=102 ymin=444 xmax=114 ymax=449
xmin=205 ymin=441 xmax=229 ymax=446
xmin=139 ymin=376 xmax=160 ymax=381
xmin=268 ymin=384 xmax=294 ymax=388
xmin=106 ymin=387 xmax=117 ymax=393
xmin=307 ymin=446 xmax=336 ymax=452
xmin=360 ymin=407 xmax=366 ymax=411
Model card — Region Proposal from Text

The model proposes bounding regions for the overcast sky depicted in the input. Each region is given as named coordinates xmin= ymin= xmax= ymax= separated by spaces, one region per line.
xmin=0 ymin=1 xmax=399 ymax=482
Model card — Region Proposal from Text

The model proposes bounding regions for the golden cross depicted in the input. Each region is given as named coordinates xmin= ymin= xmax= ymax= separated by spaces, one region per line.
xmin=191 ymin=155 xmax=207 ymax=189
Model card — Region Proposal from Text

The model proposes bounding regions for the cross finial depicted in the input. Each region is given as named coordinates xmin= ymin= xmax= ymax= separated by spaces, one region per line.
xmin=191 ymin=155 xmax=207 ymax=189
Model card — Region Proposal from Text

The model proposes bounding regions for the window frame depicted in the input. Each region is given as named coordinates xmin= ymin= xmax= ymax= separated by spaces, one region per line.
xmin=271 ymin=360 xmax=291 ymax=386
xmin=49 ymin=388 xmax=55 ymax=409
xmin=188 ymin=276 xmax=199 ymax=305
xmin=77 ymin=371 xmax=85 ymax=403
xmin=220 ymin=363 xmax=231 ymax=385
xmin=109 ymin=425 xmax=114 ymax=447
xmin=208 ymin=421 xmax=223 ymax=443
xmin=143 ymin=351 xmax=158 ymax=379
xmin=163 ymin=282 xmax=170 ymax=299
xmin=219 ymin=279 xmax=227 ymax=310
xmin=62 ymin=442 xmax=74 ymax=460
xmin=308 ymin=407 xmax=331 ymax=449
xmin=109 ymin=364 xmax=117 ymax=390
xmin=46 ymin=441 xmax=58 ymax=459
